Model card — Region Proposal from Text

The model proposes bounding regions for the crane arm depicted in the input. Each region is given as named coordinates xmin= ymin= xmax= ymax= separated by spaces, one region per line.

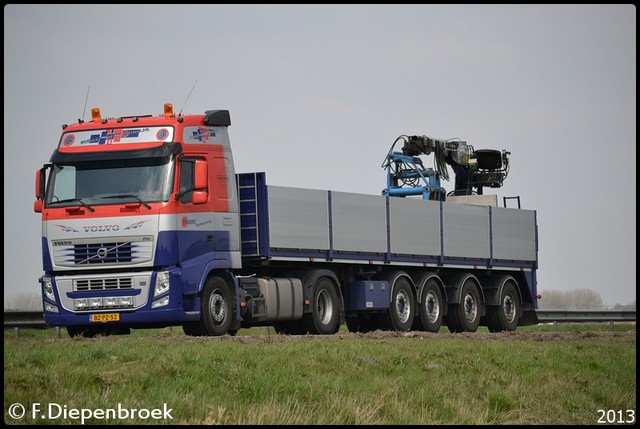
xmin=381 ymin=134 xmax=510 ymax=199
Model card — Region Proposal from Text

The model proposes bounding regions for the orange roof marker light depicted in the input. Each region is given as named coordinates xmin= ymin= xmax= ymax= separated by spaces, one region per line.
xmin=91 ymin=107 xmax=101 ymax=123
xmin=164 ymin=103 xmax=174 ymax=117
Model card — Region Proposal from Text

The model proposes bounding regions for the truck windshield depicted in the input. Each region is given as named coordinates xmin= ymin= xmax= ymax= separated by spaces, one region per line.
xmin=45 ymin=156 xmax=174 ymax=208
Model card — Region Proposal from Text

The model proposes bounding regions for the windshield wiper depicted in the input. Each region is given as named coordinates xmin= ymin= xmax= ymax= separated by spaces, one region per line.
xmin=48 ymin=198 xmax=95 ymax=212
xmin=100 ymin=194 xmax=152 ymax=210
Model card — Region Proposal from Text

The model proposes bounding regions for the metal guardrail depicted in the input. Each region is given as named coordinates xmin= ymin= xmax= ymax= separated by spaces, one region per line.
xmin=4 ymin=310 xmax=55 ymax=338
xmin=536 ymin=310 xmax=636 ymax=322
xmin=4 ymin=310 xmax=47 ymax=329
xmin=4 ymin=309 xmax=636 ymax=338
xmin=535 ymin=310 xmax=636 ymax=332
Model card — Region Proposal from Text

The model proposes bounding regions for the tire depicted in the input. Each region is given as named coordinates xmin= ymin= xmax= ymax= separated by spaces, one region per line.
xmin=380 ymin=275 xmax=415 ymax=332
xmin=198 ymin=275 xmax=235 ymax=336
xmin=414 ymin=277 xmax=444 ymax=332
xmin=446 ymin=278 xmax=482 ymax=333
xmin=486 ymin=281 xmax=520 ymax=332
xmin=300 ymin=277 xmax=341 ymax=335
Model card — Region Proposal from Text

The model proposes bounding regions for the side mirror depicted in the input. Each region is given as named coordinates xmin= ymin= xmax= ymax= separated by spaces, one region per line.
xmin=191 ymin=160 xmax=208 ymax=204
xmin=35 ymin=166 xmax=47 ymax=212
xmin=192 ymin=190 xmax=207 ymax=205
xmin=35 ymin=168 xmax=46 ymax=199
xmin=194 ymin=160 xmax=208 ymax=190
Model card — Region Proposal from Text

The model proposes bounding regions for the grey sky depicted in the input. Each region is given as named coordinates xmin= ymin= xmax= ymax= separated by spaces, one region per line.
xmin=4 ymin=4 xmax=636 ymax=306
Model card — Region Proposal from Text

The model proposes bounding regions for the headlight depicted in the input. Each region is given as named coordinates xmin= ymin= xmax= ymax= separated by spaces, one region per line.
xmin=73 ymin=296 xmax=134 ymax=310
xmin=154 ymin=271 xmax=170 ymax=297
xmin=42 ymin=277 xmax=55 ymax=301
xmin=88 ymin=298 xmax=102 ymax=308
xmin=103 ymin=297 xmax=118 ymax=307
xmin=44 ymin=302 xmax=58 ymax=313
xmin=152 ymin=296 xmax=170 ymax=308
xmin=117 ymin=296 xmax=133 ymax=307
xmin=74 ymin=298 xmax=88 ymax=310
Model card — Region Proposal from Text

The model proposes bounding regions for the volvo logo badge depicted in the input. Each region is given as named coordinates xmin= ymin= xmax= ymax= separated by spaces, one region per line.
xmin=96 ymin=247 xmax=108 ymax=259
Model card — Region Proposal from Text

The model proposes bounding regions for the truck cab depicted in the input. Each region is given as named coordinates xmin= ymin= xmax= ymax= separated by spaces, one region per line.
xmin=34 ymin=104 xmax=241 ymax=336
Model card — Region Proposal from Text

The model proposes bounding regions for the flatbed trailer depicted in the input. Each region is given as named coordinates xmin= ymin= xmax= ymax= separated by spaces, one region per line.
xmin=234 ymin=172 xmax=539 ymax=334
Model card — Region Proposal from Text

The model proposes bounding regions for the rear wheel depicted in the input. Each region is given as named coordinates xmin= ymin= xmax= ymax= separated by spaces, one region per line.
xmin=300 ymin=277 xmax=341 ymax=335
xmin=486 ymin=281 xmax=520 ymax=332
xmin=446 ymin=278 xmax=482 ymax=333
xmin=379 ymin=275 xmax=415 ymax=332
xmin=414 ymin=277 xmax=444 ymax=332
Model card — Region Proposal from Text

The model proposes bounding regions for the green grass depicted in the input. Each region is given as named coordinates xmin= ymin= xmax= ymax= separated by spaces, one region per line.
xmin=5 ymin=319 xmax=635 ymax=341
xmin=4 ymin=325 xmax=637 ymax=425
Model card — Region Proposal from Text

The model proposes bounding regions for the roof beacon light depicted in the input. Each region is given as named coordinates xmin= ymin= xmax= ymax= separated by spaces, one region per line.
xmin=164 ymin=103 xmax=174 ymax=117
xmin=91 ymin=108 xmax=102 ymax=123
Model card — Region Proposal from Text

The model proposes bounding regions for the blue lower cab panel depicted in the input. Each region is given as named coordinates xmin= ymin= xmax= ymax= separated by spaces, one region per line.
xmin=43 ymin=304 xmax=200 ymax=328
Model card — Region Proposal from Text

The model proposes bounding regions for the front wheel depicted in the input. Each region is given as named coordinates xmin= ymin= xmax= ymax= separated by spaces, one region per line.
xmin=186 ymin=276 xmax=235 ymax=336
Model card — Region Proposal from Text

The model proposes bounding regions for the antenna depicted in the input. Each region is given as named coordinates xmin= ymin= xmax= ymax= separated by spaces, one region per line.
xmin=81 ymin=85 xmax=91 ymax=122
xmin=178 ymin=80 xmax=198 ymax=116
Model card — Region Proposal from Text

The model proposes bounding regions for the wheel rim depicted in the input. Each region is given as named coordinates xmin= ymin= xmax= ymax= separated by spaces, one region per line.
xmin=463 ymin=292 xmax=478 ymax=323
xmin=424 ymin=290 xmax=440 ymax=323
xmin=503 ymin=294 xmax=516 ymax=323
xmin=317 ymin=289 xmax=334 ymax=325
xmin=394 ymin=288 xmax=411 ymax=324
xmin=209 ymin=288 xmax=227 ymax=325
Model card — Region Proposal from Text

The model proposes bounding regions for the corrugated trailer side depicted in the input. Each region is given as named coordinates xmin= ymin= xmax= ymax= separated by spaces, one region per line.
xmin=238 ymin=172 xmax=537 ymax=268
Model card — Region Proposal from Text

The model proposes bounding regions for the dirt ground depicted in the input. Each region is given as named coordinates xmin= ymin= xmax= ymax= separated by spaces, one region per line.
xmin=177 ymin=329 xmax=637 ymax=344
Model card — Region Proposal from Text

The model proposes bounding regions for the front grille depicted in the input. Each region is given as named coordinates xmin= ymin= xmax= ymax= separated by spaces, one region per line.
xmin=52 ymin=236 xmax=153 ymax=267
xmin=73 ymin=242 xmax=133 ymax=264
xmin=75 ymin=277 xmax=134 ymax=291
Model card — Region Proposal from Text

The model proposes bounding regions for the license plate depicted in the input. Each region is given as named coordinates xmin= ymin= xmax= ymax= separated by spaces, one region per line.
xmin=91 ymin=313 xmax=120 ymax=323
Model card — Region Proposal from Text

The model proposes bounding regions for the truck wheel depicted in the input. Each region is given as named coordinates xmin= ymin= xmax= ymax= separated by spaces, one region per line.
xmin=380 ymin=275 xmax=415 ymax=332
xmin=446 ymin=278 xmax=482 ymax=333
xmin=486 ymin=281 xmax=520 ymax=332
xmin=200 ymin=275 xmax=234 ymax=336
xmin=301 ymin=277 xmax=341 ymax=335
xmin=414 ymin=277 xmax=444 ymax=332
